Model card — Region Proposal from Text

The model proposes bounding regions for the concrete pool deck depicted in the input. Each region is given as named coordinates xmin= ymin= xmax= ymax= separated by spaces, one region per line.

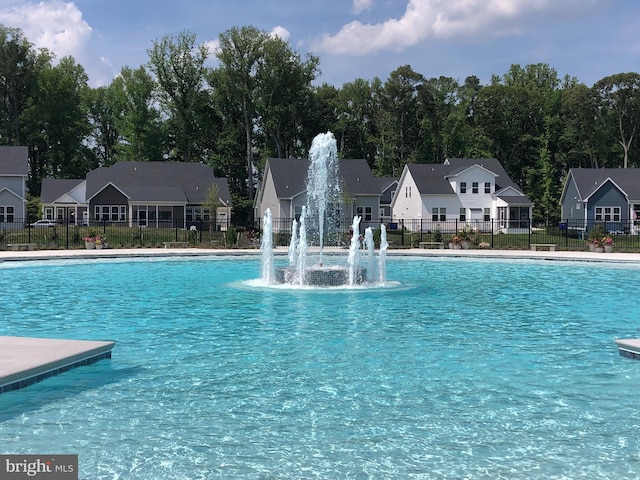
xmin=0 ymin=336 xmax=115 ymax=394
xmin=1 ymin=245 xmax=639 ymax=393
xmin=1 ymin=245 xmax=640 ymax=263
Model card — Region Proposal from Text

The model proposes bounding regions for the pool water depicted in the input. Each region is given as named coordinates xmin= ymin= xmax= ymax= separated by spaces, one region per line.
xmin=1 ymin=255 xmax=639 ymax=479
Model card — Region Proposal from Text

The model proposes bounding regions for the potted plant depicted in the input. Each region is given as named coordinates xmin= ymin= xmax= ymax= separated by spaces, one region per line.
xmin=449 ymin=234 xmax=462 ymax=249
xmin=83 ymin=234 xmax=96 ymax=249
xmin=95 ymin=235 xmax=106 ymax=249
xmin=458 ymin=225 xmax=473 ymax=249
xmin=587 ymin=237 xmax=601 ymax=252
xmin=588 ymin=224 xmax=605 ymax=252
xmin=603 ymin=235 xmax=614 ymax=253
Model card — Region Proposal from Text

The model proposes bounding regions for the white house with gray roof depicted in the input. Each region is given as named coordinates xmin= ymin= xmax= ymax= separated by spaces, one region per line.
xmin=560 ymin=168 xmax=640 ymax=234
xmin=254 ymin=157 xmax=385 ymax=233
xmin=391 ymin=158 xmax=533 ymax=233
xmin=0 ymin=146 xmax=29 ymax=227
xmin=41 ymin=161 xmax=231 ymax=229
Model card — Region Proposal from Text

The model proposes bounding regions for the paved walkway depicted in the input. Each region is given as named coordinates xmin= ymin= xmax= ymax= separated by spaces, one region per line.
xmin=0 ymin=246 xmax=639 ymax=263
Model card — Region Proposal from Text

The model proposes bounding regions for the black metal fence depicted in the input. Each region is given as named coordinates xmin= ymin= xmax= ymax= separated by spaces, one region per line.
xmin=0 ymin=218 xmax=241 ymax=249
xmin=256 ymin=217 xmax=640 ymax=252
xmin=2 ymin=216 xmax=640 ymax=251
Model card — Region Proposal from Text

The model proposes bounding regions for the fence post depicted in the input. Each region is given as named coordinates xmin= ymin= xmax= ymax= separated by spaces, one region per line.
xmin=491 ymin=219 xmax=494 ymax=248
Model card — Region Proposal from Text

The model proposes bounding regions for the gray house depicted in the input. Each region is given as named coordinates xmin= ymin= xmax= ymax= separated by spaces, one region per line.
xmin=560 ymin=168 xmax=640 ymax=233
xmin=254 ymin=157 xmax=383 ymax=233
xmin=0 ymin=146 xmax=29 ymax=226
xmin=41 ymin=161 xmax=232 ymax=230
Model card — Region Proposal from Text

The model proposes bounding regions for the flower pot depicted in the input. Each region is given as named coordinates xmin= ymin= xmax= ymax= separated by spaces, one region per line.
xmin=95 ymin=243 xmax=103 ymax=250
xmin=604 ymin=245 xmax=614 ymax=253
xmin=449 ymin=243 xmax=461 ymax=250
xmin=595 ymin=246 xmax=604 ymax=253
xmin=461 ymin=240 xmax=471 ymax=250
xmin=588 ymin=243 xmax=596 ymax=252
xmin=85 ymin=241 xmax=95 ymax=249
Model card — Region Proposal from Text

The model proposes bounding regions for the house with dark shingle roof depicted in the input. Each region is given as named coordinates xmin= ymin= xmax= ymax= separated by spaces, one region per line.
xmin=391 ymin=158 xmax=532 ymax=232
xmin=560 ymin=168 xmax=640 ymax=233
xmin=40 ymin=161 xmax=231 ymax=230
xmin=0 ymin=146 xmax=29 ymax=226
xmin=254 ymin=157 xmax=384 ymax=233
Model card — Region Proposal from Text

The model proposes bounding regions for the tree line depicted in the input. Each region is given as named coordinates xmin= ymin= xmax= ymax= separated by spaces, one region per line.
xmin=1 ymin=23 xmax=639 ymax=224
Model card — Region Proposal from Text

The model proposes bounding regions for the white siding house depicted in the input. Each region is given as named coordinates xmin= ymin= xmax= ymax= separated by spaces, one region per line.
xmin=391 ymin=159 xmax=532 ymax=233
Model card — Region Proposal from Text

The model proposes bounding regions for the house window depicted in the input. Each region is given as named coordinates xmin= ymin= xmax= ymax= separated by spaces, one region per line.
xmin=484 ymin=182 xmax=491 ymax=194
xmin=44 ymin=207 xmax=53 ymax=220
xmin=294 ymin=205 xmax=303 ymax=221
xmin=484 ymin=208 xmax=490 ymax=221
xmin=595 ymin=206 xmax=621 ymax=222
xmin=356 ymin=206 xmax=372 ymax=222
xmin=95 ymin=205 xmax=125 ymax=221
xmin=472 ymin=182 xmax=479 ymax=194
xmin=405 ymin=186 xmax=411 ymax=198
xmin=379 ymin=207 xmax=385 ymax=218
xmin=0 ymin=206 xmax=14 ymax=223
xmin=460 ymin=182 xmax=467 ymax=194
xmin=459 ymin=208 xmax=466 ymax=221
xmin=432 ymin=207 xmax=446 ymax=221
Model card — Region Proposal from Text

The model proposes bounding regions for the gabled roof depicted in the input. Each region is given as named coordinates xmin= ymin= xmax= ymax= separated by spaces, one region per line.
xmin=406 ymin=164 xmax=456 ymax=194
xmin=264 ymin=157 xmax=381 ymax=199
xmin=406 ymin=158 xmax=524 ymax=196
xmin=444 ymin=158 xmax=522 ymax=192
xmin=567 ymin=168 xmax=640 ymax=201
xmin=86 ymin=162 xmax=231 ymax=204
xmin=0 ymin=146 xmax=28 ymax=176
xmin=0 ymin=186 xmax=26 ymax=201
xmin=41 ymin=179 xmax=85 ymax=203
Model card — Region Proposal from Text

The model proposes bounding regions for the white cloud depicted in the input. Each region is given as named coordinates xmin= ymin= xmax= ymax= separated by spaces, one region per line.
xmin=313 ymin=0 xmax=600 ymax=55
xmin=270 ymin=26 xmax=290 ymax=41
xmin=353 ymin=0 xmax=374 ymax=15
xmin=0 ymin=0 xmax=92 ymax=61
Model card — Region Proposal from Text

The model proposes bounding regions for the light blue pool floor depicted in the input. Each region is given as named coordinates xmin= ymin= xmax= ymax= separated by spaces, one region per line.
xmin=1 ymin=256 xmax=639 ymax=479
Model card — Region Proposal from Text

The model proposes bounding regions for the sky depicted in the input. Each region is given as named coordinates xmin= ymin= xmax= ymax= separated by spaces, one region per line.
xmin=1 ymin=0 xmax=638 ymax=88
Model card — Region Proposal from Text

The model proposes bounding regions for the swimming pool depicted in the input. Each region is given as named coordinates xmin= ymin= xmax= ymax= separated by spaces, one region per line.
xmin=0 ymin=255 xmax=639 ymax=479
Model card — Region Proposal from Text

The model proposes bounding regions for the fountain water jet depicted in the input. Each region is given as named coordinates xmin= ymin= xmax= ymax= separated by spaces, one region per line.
xmin=263 ymin=132 xmax=387 ymax=287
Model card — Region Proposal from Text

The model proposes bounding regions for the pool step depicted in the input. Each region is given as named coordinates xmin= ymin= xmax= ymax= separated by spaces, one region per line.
xmin=0 ymin=336 xmax=115 ymax=394
xmin=615 ymin=338 xmax=640 ymax=360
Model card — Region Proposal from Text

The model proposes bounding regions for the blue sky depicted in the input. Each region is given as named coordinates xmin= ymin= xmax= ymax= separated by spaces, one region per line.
xmin=1 ymin=0 xmax=638 ymax=88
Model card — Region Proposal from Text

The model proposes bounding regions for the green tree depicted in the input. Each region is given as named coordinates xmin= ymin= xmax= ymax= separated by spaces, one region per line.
xmin=23 ymin=56 xmax=91 ymax=194
xmin=86 ymin=83 xmax=121 ymax=166
xmin=0 ymin=24 xmax=52 ymax=145
xmin=212 ymin=25 xmax=270 ymax=202
xmin=112 ymin=66 xmax=164 ymax=161
xmin=376 ymin=65 xmax=425 ymax=174
xmin=593 ymin=72 xmax=640 ymax=168
xmin=147 ymin=30 xmax=210 ymax=162
xmin=333 ymin=78 xmax=380 ymax=167
xmin=255 ymin=35 xmax=319 ymax=159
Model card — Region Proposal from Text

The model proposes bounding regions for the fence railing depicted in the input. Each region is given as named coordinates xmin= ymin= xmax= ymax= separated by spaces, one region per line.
xmin=2 ymin=217 xmax=639 ymax=251
xmin=254 ymin=217 xmax=640 ymax=252
xmin=0 ymin=218 xmax=240 ymax=249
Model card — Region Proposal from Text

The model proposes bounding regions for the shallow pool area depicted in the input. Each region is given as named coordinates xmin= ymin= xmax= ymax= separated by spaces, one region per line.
xmin=1 ymin=255 xmax=639 ymax=479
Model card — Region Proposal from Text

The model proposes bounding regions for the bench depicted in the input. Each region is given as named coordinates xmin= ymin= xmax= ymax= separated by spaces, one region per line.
xmin=530 ymin=243 xmax=556 ymax=252
xmin=419 ymin=241 xmax=444 ymax=249
xmin=6 ymin=243 xmax=37 ymax=251
xmin=163 ymin=242 xmax=189 ymax=249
